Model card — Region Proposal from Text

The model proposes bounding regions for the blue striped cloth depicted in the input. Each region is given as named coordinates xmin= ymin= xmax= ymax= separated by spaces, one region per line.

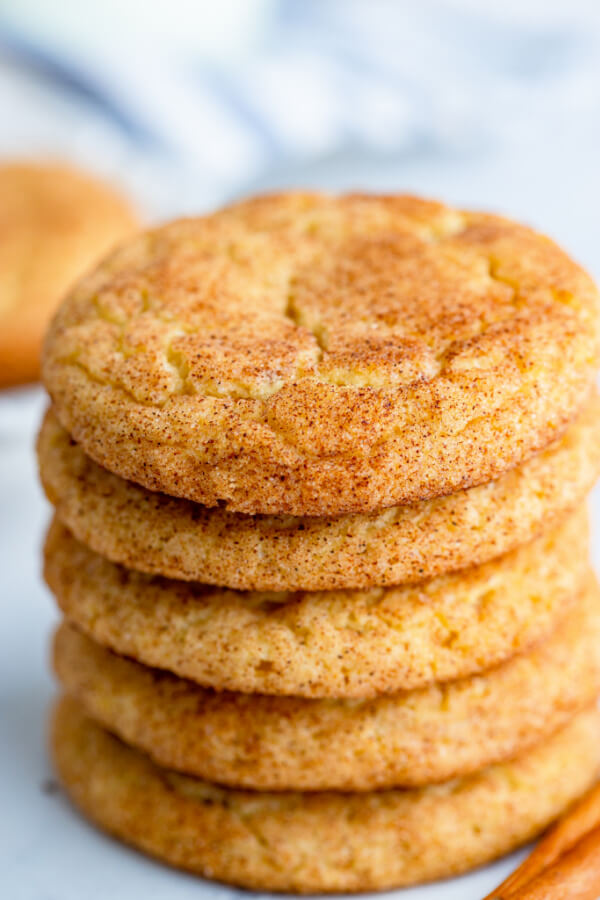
xmin=0 ymin=0 xmax=598 ymax=214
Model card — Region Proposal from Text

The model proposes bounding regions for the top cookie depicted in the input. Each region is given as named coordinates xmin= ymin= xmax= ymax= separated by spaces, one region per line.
xmin=0 ymin=162 xmax=138 ymax=387
xmin=42 ymin=192 xmax=600 ymax=515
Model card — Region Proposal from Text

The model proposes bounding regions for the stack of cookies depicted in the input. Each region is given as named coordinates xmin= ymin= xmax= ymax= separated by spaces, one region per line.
xmin=38 ymin=193 xmax=600 ymax=893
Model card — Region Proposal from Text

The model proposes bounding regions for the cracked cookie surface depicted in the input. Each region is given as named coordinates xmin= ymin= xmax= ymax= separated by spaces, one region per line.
xmin=51 ymin=698 xmax=600 ymax=893
xmin=45 ymin=510 xmax=589 ymax=698
xmin=53 ymin=579 xmax=600 ymax=790
xmin=42 ymin=193 xmax=600 ymax=515
xmin=38 ymin=396 xmax=600 ymax=590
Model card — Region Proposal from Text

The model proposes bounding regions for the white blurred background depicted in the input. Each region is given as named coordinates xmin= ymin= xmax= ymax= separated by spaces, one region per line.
xmin=1 ymin=0 xmax=600 ymax=255
xmin=2 ymin=3 xmax=600 ymax=898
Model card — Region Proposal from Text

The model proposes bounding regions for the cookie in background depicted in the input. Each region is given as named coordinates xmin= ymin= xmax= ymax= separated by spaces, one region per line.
xmin=0 ymin=161 xmax=138 ymax=388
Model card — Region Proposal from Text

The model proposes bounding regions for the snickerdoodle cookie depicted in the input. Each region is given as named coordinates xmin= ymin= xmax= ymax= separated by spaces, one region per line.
xmin=42 ymin=193 xmax=600 ymax=516
xmin=51 ymin=699 xmax=600 ymax=893
xmin=0 ymin=162 xmax=138 ymax=387
xmin=38 ymin=396 xmax=600 ymax=590
xmin=53 ymin=578 xmax=600 ymax=791
xmin=45 ymin=510 xmax=589 ymax=698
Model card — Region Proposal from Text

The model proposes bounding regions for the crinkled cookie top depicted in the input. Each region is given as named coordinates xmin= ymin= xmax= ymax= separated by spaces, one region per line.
xmin=42 ymin=192 xmax=600 ymax=515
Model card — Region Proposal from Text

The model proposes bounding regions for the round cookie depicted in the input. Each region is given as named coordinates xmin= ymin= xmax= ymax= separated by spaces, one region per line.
xmin=53 ymin=580 xmax=600 ymax=790
xmin=45 ymin=511 xmax=589 ymax=698
xmin=51 ymin=699 xmax=600 ymax=894
xmin=41 ymin=193 xmax=600 ymax=516
xmin=38 ymin=396 xmax=600 ymax=590
xmin=0 ymin=162 xmax=138 ymax=387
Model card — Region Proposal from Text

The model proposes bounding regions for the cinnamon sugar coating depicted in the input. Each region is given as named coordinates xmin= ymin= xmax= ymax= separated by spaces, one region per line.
xmin=45 ymin=511 xmax=589 ymax=698
xmin=42 ymin=193 xmax=600 ymax=515
xmin=51 ymin=699 xmax=600 ymax=893
xmin=38 ymin=396 xmax=600 ymax=589
xmin=53 ymin=579 xmax=600 ymax=790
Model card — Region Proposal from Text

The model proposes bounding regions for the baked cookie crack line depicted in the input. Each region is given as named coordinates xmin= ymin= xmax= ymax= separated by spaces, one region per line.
xmin=284 ymin=292 xmax=327 ymax=358
xmin=163 ymin=770 xmax=282 ymax=859
xmin=486 ymin=258 xmax=587 ymax=317
xmin=486 ymin=257 xmax=521 ymax=299
xmin=65 ymin=357 xmax=157 ymax=407
xmin=165 ymin=339 xmax=195 ymax=396
xmin=92 ymin=294 xmax=127 ymax=328
xmin=60 ymin=254 xmax=589 ymax=406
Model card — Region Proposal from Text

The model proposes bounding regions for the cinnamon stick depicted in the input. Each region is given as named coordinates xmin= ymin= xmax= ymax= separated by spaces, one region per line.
xmin=484 ymin=782 xmax=600 ymax=899
xmin=506 ymin=825 xmax=600 ymax=899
